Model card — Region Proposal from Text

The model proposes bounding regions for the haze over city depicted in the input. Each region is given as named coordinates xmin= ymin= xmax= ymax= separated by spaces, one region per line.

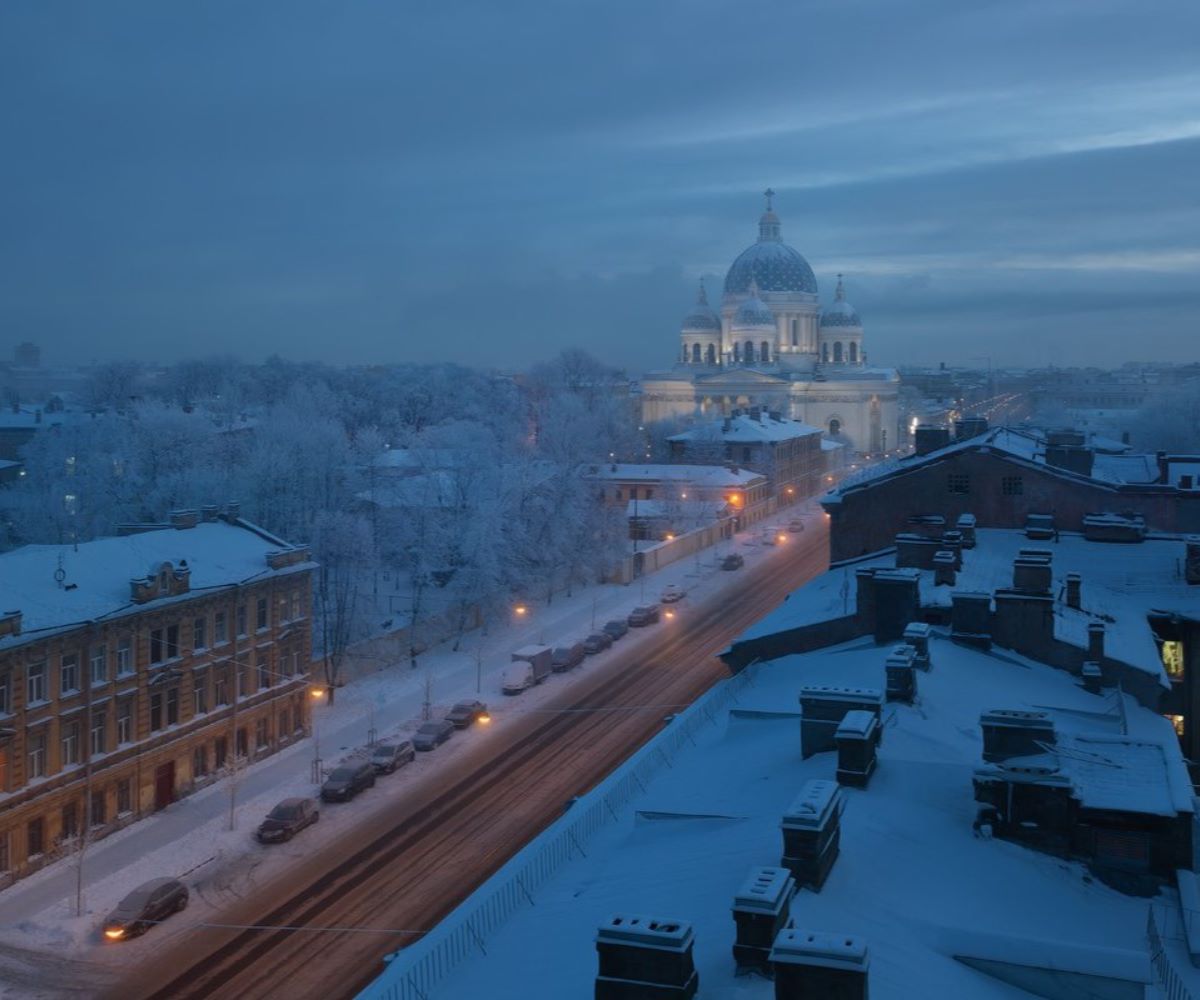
xmin=3 ymin=0 xmax=1199 ymax=371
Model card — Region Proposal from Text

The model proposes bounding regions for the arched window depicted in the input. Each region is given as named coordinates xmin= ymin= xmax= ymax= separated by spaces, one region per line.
xmin=744 ymin=341 xmax=754 ymax=364
xmin=761 ymin=341 xmax=770 ymax=363
xmin=706 ymin=343 xmax=716 ymax=365
xmin=790 ymin=319 xmax=798 ymax=347
xmin=833 ymin=342 xmax=844 ymax=364
xmin=733 ymin=342 xmax=741 ymax=362
xmin=821 ymin=343 xmax=829 ymax=364
xmin=849 ymin=342 xmax=858 ymax=364
xmin=692 ymin=343 xmax=701 ymax=363
xmin=829 ymin=418 xmax=841 ymax=436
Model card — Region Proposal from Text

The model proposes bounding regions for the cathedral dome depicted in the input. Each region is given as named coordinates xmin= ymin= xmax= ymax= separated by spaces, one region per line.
xmin=731 ymin=282 xmax=776 ymax=329
xmin=724 ymin=189 xmax=818 ymax=296
xmin=681 ymin=281 xmax=721 ymax=332
xmin=820 ymin=275 xmax=862 ymax=328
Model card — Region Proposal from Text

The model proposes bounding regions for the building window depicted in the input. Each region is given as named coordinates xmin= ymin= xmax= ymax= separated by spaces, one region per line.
xmin=1163 ymin=641 xmax=1185 ymax=681
xmin=194 ymin=674 xmax=208 ymax=715
xmin=742 ymin=447 xmax=752 ymax=464
xmin=214 ymin=611 xmax=228 ymax=645
xmin=236 ymin=728 xmax=248 ymax=758
xmin=1167 ymin=713 xmax=1185 ymax=738
xmin=291 ymin=591 xmax=301 ymax=621
xmin=258 ymin=654 xmax=270 ymax=691
xmin=256 ymin=597 xmax=268 ymax=631
xmin=236 ymin=604 xmax=247 ymax=637
xmin=193 ymin=617 xmax=207 ymax=652
xmin=166 ymin=624 xmax=179 ymax=659
xmin=117 ymin=698 xmax=133 ymax=744
xmin=1001 ymin=476 xmax=1024 ymax=496
xmin=91 ymin=789 xmax=107 ymax=827
xmin=292 ymin=651 xmax=301 ymax=678
xmin=61 ymin=802 xmax=79 ymax=842
xmin=90 ymin=645 xmax=108 ymax=686
xmin=60 ymin=654 xmax=79 ymax=695
xmin=0 ymin=671 xmax=10 ymax=715
xmin=62 ymin=721 xmax=80 ymax=766
xmin=27 ymin=730 xmax=47 ymax=778
xmin=116 ymin=778 xmax=132 ymax=815
xmin=27 ymin=817 xmax=45 ymax=857
xmin=91 ymin=711 xmax=107 ymax=756
xmin=27 ymin=662 xmax=46 ymax=701
xmin=279 ymin=707 xmax=291 ymax=738
xmin=150 ymin=629 xmax=163 ymax=664
xmin=116 ymin=637 xmax=133 ymax=676
xmin=193 ymin=745 xmax=209 ymax=778
xmin=166 ymin=688 xmax=179 ymax=726
xmin=0 ymin=831 xmax=8 ymax=871
xmin=255 ymin=717 xmax=269 ymax=750
xmin=214 ymin=667 xmax=229 ymax=707
xmin=150 ymin=692 xmax=163 ymax=732
xmin=215 ymin=736 xmax=228 ymax=770
xmin=947 ymin=474 xmax=970 ymax=495
xmin=0 ymin=745 xmax=8 ymax=792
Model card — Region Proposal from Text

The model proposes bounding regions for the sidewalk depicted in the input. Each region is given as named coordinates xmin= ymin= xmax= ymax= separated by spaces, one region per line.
xmin=0 ymin=505 xmax=823 ymax=957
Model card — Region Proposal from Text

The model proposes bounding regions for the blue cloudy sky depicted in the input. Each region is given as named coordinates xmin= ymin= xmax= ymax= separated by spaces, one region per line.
xmin=1 ymin=0 xmax=1198 ymax=372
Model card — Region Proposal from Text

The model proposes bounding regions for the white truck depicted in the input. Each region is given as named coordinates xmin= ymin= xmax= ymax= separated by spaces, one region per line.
xmin=502 ymin=644 xmax=554 ymax=695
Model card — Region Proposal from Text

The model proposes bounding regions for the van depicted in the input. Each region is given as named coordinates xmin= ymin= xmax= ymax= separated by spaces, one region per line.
xmin=552 ymin=642 xmax=585 ymax=672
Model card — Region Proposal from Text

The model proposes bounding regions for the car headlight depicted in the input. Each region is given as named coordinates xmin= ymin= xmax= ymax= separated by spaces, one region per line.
xmin=105 ymin=928 xmax=125 ymax=940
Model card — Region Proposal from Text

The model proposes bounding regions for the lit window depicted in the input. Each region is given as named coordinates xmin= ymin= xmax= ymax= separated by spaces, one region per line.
xmin=1163 ymin=641 xmax=1185 ymax=681
xmin=1166 ymin=713 xmax=1185 ymax=737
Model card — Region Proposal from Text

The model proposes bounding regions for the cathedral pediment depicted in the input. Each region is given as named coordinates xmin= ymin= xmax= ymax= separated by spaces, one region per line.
xmin=696 ymin=368 xmax=791 ymax=387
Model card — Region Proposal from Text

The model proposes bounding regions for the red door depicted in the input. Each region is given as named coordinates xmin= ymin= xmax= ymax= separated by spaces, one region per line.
xmin=154 ymin=761 xmax=175 ymax=811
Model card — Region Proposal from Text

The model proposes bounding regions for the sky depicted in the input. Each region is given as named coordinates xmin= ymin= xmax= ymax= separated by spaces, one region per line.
xmin=1 ymin=0 xmax=1198 ymax=374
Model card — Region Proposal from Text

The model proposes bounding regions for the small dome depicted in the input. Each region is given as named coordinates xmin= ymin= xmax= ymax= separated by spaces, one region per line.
xmin=681 ymin=280 xmax=721 ymax=332
xmin=820 ymin=275 xmax=861 ymax=328
xmin=731 ymin=281 xmax=776 ymax=329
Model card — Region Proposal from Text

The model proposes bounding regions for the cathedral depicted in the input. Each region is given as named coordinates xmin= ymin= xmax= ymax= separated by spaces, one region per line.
xmin=640 ymin=191 xmax=899 ymax=454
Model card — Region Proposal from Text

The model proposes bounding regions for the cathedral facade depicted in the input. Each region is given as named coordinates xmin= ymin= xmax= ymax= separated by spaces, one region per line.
xmin=641 ymin=192 xmax=899 ymax=454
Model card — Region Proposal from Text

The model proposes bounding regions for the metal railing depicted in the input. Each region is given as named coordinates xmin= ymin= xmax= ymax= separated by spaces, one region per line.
xmin=359 ymin=661 xmax=762 ymax=1000
xmin=1148 ymin=905 xmax=1195 ymax=1000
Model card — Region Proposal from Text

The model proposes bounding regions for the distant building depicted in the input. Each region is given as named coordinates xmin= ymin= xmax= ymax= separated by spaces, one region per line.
xmin=639 ymin=191 xmax=899 ymax=454
xmin=0 ymin=509 xmax=315 ymax=888
xmin=12 ymin=343 xmax=40 ymax=369
xmin=668 ymin=408 xmax=823 ymax=503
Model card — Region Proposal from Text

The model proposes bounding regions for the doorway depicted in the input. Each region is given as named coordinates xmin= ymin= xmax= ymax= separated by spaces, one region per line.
xmin=154 ymin=761 xmax=175 ymax=811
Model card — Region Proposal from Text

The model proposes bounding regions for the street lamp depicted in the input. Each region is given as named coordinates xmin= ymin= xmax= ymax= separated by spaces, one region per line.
xmin=310 ymin=686 xmax=325 ymax=784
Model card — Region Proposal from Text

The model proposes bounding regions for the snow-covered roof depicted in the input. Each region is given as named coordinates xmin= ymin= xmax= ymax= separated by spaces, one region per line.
xmin=0 ymin=520 xmax=313 ymax=650
xmin=669 ymin=413 xmax=822 ymax=444
xmin=426 ymin=636 xmax=1177 ymax=999
xmin=738 ymin=528 xmax=1192 ymax=682
xmin=586 ymin=464 xmax=764 ymax=487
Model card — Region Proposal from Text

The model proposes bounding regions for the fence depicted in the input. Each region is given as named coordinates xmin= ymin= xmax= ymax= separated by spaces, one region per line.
xmin=1148 ymin=905 xmax=1195 ymax=1000
xmin=359 ymin=660 xmax=763 ymax=1000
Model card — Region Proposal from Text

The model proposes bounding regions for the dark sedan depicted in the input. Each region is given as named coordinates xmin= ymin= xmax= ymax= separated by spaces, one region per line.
xmin=602 ymin=619 xmax=629 ymax=641
xmin=320 ymin=761 xmax=376 ymax=802
xmin=445 ymin=700 xmax=488 ymax=729
xmin=370 ymin=740 xmax=416 ymax=774
xmin=102 ymin=877 xmax=188 ymax=941
xmin=414 ymin=719 xmax=454 ymax=750
xmin=583 ymin=631 xmax=613 ymax=654
xmin=256 ymin=797 xmax=320 ymax=843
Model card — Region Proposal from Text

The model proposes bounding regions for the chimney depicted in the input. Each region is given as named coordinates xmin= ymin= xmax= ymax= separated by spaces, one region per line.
xmin=1157 ymin=451 xmax=1168 ymax=483
xmin=980 ymin=709 xmax=1056 ymax=762
xmin=1087 ymin=622 xmax=1105 ymax=662
xmin=200 ymin=504 xmax=220 ymax=522
xmin=914 ymin=425 xmax=951 ymax=456
xmin=223 ymin=500 xmax=241 ymax=520
xmin=1082 ymin=661 xmax=1102 ymax=695
xmin=770 ymin=930 xmax=869 ymax=1000
xmin=1065 ymin=573 xmax=1081 ymax=609
xmin=731 ymin=867 xmax=796 ymax=974
xmin=168 ymin=509 xmax=200 ymax=530
xmin=780 ymin=780 xmax=843 ymax=889
xmin=595 ymin=916 xmax=697 ymax=1000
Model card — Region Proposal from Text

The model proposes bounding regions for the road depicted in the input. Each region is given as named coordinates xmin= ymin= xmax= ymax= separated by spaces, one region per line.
xmin=114 ymin=521 xmax=830 ymax=1000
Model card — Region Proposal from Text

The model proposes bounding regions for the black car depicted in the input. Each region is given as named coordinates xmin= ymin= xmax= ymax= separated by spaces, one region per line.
xmin=413 ymin=719 xmax=454 ymax=751
xmin=627 ymin=605 xmax=660 ymax=627
xmin=602 ymin=619 xmax=629 ymax=641
xmin=721 ymin=553 xmax=745 ymax=570
xmin=320 ymin=761 xmax=376 ymax=802
xmin=583 ymin=631 xmax=613 ymax=655
xmin=103 ymin=877 xmax=188 ymax=941
xmin=256 ymin=797 xmax=320 ymax=843
xmin=445 ymin=700 xmax=488 ymax=729
xmin=552 ymin=642 xmax=585 ymax=672
xmin=370 ymin=740 xmax=415 ymax=774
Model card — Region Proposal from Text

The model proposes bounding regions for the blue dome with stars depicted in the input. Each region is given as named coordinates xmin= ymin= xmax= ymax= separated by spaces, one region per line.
xmin=681 ymin=281 xmax=721 ymax=332
xmin=820 ymin=275 xmax=862 ymax=328
xmin=723 ymin=190 xmax=818 ymax=296
xmin=731 ymin=284 xmax=776 ymax=329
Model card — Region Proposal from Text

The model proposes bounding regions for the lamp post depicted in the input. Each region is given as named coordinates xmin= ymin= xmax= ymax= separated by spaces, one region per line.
xmin=310 ymin=686 xmax=324 ymax=784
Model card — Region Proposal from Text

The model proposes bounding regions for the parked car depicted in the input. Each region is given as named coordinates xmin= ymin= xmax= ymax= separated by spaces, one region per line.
xmin=502 ymin=661 xmax=536 ymax=695
xmin=660 ymin=584 xmax=685 ymax=603
xmin=102 ymin=878 xmax=189 ymax=941
xmin=602 ymin=619 xmax=629 ymax=641
xmin=788 ymin=519 xmax=805 ymax=533
xmin=627 ymin=604 xmax=660 ymax=627
xmin=552 ymin=642 xmax=586 ymax=672
xmin=583 ymin=631 xmax=613 ymax=655
xmin=370 ymin=740 xmax=415 ymax=774
xmin=759 ymin=530 xmax=778 ymax=546
xmin=445 ymin=700 xmax=488 ymax=729
xmin=256 ymin=797 xmax=319 ymax=843
xmin=414 ymin=719 xmax=455 ymax=750
xmin=320 ymin=761 xmax=376 ymax=802
xmin=721 ymin=553 xmax=745 ymax=570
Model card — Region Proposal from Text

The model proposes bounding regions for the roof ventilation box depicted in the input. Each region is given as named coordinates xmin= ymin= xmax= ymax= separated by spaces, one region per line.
xmin=781 ymin=780 xmax=844 ymax=891
xmin=770 ymin=927 xmax=869 ymax=1000
xmin=902 ymin=622 xmax=933 ymax=668
xmin=836 ymin=711 xmax=879 ymax=788
xmin=914 ymin=425 xmax=950 ymax=456
xmin=955 ymin=512 xmax=977 ymax=547
xmin=980 ymin=709 xmax=1056 ymax=763
xmin=800 ymin=686 xmax=884 ymax=759
xmin=885 ymin=644 xmax=918 ymax=704
xmin=595 ymin=914 xmax=698 ymax=1000
xmin=955 ymin=416 xmax=989 ymax=440
xmin=731 ymin=867 xmax=796 ymax=974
